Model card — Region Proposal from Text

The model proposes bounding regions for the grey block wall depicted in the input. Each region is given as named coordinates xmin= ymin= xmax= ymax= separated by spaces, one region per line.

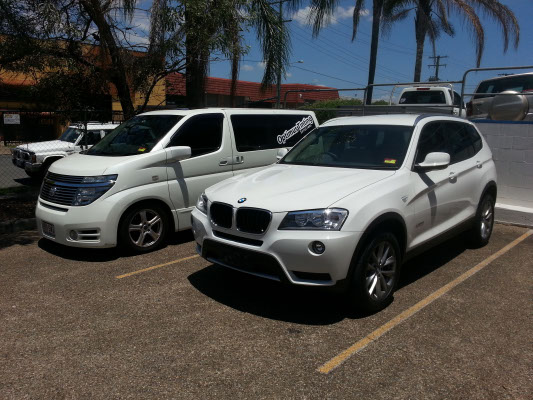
xmin=475 ymin=121 xmax=533 ymax=209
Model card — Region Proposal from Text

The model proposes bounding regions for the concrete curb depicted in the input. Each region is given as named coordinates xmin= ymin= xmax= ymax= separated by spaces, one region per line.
xmin=0 ymin=218 xmax=36 ymax=234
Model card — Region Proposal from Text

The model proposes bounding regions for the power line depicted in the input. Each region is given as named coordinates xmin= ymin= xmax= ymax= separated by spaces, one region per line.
xmin=291 ymin=65 xmax=365 ymax=86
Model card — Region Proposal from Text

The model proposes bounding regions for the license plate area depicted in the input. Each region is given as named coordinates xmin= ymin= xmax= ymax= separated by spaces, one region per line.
xmin=42 ymin=221 xmax=55 ymax=238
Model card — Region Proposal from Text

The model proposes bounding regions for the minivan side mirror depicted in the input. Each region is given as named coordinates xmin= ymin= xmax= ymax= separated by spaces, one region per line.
xmin=415 ymin=152 xmax=450 ymax=172
xmin=166 ymin=146 xmax=191 ymax=163
xmin=277 ymin=148 xmax=289 ymax=161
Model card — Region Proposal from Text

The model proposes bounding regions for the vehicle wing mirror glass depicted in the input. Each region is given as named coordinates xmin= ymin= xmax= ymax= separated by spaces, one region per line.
xmin=166 ymin=146 xmax=191 ymax=163
xmin=277 ymin=147 xmax=289 ymax=161
xmin=415 ymin=152 xmax=450 ymax=171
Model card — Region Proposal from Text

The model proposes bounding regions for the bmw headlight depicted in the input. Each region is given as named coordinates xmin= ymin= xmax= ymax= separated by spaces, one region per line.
xmin=279 ymin=208 xmax=348 ymax=231
xmin=196 ymin=192 xmax=208 ymax=215
xmin=72 ymin=174 xmax=117 ymax=206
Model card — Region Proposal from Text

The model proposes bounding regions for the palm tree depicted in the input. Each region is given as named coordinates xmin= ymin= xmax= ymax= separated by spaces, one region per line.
xmin=308 ymin=0 xmax=394 ymax=104
xmin=384 ymin=0 xmax=520 ymax=82
xmin=183 ymin=0 xmax=291 ymax=108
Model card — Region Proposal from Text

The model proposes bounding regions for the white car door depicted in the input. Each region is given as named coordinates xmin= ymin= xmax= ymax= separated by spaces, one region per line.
xmin=228 ymin=113 xmax=317 ymax=176
xmin=166 ymin=113 xmax=233 ymax=229
xmin=409 ymin=121 xmax=458 ymax=248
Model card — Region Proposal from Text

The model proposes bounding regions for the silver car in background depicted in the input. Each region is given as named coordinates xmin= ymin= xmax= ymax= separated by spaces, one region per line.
xmin=467 ymin=72 xmax=533 ymax=121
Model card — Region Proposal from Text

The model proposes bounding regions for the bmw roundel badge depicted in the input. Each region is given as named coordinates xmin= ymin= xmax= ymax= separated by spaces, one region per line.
xmin=237 ymin=198 xmax=247 ymax=204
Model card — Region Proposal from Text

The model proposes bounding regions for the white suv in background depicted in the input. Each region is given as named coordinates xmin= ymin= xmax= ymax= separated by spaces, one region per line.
xmin=12 ymin=122 xmax=118 ymax=178
xmin=191 ymin=115 xmax=497 ymax=313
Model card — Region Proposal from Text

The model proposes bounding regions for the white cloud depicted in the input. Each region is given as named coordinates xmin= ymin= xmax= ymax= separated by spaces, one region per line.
xmin=285 ymin=72 xmax=292 ymax=78
xmin=257 ymin=61 xmax=266 ymax=69
xmin=242 ymin=64 xmax=254 ymax=71
xmin=292 ymin=6 xmax=370 ymax=27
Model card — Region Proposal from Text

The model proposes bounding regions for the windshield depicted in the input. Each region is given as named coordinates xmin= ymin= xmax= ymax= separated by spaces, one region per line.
xmin=60 ymin=127 xmax=82 ymax=143
xmin=399 ymin=90 xmax=446 ymax=104
xmin=87 ymin=115 xmax=183 ymax=156
xmin=281 ymin=124 xmax=413 ymax=169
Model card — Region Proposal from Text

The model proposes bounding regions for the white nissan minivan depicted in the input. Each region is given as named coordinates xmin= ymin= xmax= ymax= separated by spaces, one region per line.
xmin=35 ymin=109 xmax=318 ymax=252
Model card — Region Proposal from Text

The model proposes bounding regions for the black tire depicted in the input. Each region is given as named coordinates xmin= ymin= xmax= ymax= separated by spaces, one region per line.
xmin=348 ymin=232 xmax=401 ymax=313
xmin=469 ymin=194 xmax=495 ymax=247
xmin=118 ymin=203 xmax=169 ymax=253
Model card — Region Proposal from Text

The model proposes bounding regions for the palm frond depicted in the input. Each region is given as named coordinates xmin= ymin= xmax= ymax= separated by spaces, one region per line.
xmin=352 ymin=0 xmax=366 ymax=41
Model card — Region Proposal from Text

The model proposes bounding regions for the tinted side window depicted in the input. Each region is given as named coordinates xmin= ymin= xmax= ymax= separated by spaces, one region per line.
xmin=231 ymin=114 xmax=316 ymax=152
xmin=85 ymin=130 xmax=103 ymax=145
xmin=168 ymin=114 xmax=223 ymax=157
xmin=446 ymin=122 xmax=475 ymax=164
xmin=415 ymin=122 xmax=448 ymax=164
xmin=466 ymin=124 xmax=483 ymax=154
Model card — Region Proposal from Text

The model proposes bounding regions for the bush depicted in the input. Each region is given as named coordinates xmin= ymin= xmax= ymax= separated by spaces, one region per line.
xmin=300 ymin=98 xmax=363 ymax=124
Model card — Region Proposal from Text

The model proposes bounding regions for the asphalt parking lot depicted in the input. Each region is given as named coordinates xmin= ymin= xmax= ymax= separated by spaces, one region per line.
xmin=1 ymin=224 xmax=532 ymax=399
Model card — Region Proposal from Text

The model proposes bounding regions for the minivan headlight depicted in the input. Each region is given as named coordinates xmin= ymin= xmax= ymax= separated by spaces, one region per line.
xmin=72 ymin=174 xmax=117 ymax=206
xmin=279 ymin=208 xmax=348 ymax=231
xmin=196 ymin=193 xmax=208 ymax=215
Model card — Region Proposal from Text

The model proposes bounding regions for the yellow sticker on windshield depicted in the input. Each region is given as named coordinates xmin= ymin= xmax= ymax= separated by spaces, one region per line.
xmin=138 ymin=147 xmax=146 ymax=152
xmin=384 ymin=158 xmax=397 ymax=164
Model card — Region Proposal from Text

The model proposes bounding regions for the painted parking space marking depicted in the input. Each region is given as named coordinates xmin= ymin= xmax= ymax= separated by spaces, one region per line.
xmin=115 ymin=254 xmax=200 ymax=279
xmin=318 ymin=229 xmax=533 ymax=374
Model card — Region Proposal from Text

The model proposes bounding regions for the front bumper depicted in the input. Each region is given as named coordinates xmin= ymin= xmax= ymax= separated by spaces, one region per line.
xmin=35 ymin=197 xmax=119 ymax=248
xmin=191 ymin=207 xmax=361 ymax=286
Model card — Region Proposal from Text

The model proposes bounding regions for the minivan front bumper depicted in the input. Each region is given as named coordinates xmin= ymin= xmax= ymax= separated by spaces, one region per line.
xmin=35 ymin=197 xmax=119 ymax=248
xmin=191 ymin=207 xmax=360 ymax=286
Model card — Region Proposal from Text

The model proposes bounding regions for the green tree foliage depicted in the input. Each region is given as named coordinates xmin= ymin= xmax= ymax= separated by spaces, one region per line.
xmin=301 ymin=98 xmax=363 ymax=124
xmin=384 ymin=0 xmax=520 ymax=82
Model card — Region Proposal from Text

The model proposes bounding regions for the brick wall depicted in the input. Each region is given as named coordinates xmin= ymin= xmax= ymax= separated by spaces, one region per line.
xmin=475 ymin=121 xmax=533 ymax=209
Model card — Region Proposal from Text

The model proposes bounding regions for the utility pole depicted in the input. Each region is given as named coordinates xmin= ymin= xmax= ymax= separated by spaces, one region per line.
xmin=428 ymin=55 xmax=447 ymax=81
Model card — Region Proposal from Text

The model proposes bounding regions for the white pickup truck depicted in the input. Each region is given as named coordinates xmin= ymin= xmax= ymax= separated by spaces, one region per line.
xmin=12 ymin=122 xmax=119 ymax=178
xmin=396 ymin=86 xmax=466 ymax=118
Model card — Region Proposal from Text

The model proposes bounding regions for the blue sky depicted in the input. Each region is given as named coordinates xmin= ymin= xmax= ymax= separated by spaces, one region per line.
xmin=206 ymin=0 xmax=533 ymax=101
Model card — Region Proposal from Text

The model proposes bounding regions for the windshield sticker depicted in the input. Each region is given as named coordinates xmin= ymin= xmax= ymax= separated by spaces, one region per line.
xmin=384 ymin=158 xmax=397 ymax=164
xmin=277 ymin=116 xmax=315 ymax=145
xmin=399 ymin=98 xmax=406 ymax=103
xmin=138 ymin=147 xmax=146 ymax=152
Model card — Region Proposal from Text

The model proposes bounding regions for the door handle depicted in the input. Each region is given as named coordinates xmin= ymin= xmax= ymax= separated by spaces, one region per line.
xmin=476 ymin=161 xmax=483 ymax=169
xmin=235 ymin=155 xmax=244 ymax=164
xmin=449 ymin=172 xmax=457 ymax=183
xmin=219 ymin=159 xmax=228 ymax=166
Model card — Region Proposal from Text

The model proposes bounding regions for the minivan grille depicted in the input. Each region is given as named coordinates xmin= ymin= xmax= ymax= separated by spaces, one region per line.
xmin=236 ymin=208 xmax=271 ymax=234
xmin=210 ymin=203 xmax=233 ymax=228
xmin=40 ymin=180 xmax=78 ymax=205
xmin=46 ymin=172 xmax=84 ymax=184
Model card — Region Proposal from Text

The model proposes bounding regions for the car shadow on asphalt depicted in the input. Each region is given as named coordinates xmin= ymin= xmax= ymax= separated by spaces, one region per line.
xmin=398 ymin=232 xmax=471 ymax=290
xmin=188 ymin=232 xmax=475 ymax=325
xmin=37 ymin=230 xmax=196 ymax=262
xmin=188 ymin=265 xmax=363 ymax=325
xmin=0 ymin=230 xmax=41 ymax=250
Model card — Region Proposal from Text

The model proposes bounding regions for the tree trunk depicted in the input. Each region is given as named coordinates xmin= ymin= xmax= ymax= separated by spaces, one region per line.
xmin=185 ymin=7 xmax=209 ymax=109
xmin=366 ymin=0 xmax=383 ymax=105
xmin=413 ymin=3 xmax=429 ymax=82
xmin=81 ymin=0 xmax=136 ymax=119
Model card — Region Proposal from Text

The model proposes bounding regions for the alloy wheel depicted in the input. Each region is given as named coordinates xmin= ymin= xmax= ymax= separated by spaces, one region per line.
xmin=365 ymin=241 xmax=397 ymax=301
xmin=128 ymin=209 xmax=163 ymax=248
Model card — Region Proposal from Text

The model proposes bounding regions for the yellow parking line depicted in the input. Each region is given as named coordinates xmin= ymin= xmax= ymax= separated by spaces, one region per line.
xmin=115 ymin=254 xmax=200 ymax=279
xmin=318 ymin=229 xmax=533 ymax=374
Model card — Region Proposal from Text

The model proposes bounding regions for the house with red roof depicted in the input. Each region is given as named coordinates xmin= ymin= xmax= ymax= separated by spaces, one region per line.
xmin=165 ymin=73 xmax=339 ymax=108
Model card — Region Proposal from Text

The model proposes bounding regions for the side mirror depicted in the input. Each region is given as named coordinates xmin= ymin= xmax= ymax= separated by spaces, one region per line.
xmin=276 ymin=148 xmax=289 ymax=161
xmin=166 ymin=146 xmax=191 ymax=163
xmin=415 ymin=152 xmax=450 ymax=172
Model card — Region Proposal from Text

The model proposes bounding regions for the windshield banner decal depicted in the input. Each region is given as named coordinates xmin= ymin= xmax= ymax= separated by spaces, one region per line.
xmin=277 ymin=116 xmax=315 ymax=145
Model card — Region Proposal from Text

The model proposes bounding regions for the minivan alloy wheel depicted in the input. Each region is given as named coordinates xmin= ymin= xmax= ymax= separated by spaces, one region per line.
xmin=365 ymin=241 xmax=397 ymax=301
xmin=128 ymin=209 xmax=163 ymax=247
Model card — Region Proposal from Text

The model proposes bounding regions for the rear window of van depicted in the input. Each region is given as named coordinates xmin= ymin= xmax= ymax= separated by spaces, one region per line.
xmin=230 ymin=114 xmax=316 ymax=152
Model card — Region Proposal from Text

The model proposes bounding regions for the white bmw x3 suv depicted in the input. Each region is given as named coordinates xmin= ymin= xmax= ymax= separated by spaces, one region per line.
xmin=191 ymin=114 xmax=497 ymax=312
